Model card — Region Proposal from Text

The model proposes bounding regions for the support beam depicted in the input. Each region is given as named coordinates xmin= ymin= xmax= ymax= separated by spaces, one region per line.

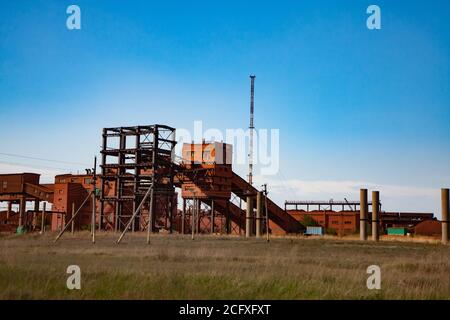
xmin=55 ymin=191 xmax=93 ymax=242
xmin=18 ymin=196 xmax=26 ymax=228
xmin=256 ymin=191 xmax=263 ymax=238
xmin=246 ymin=195 xmax=253 ymax=238
xmin=71 ymin=202 xmax=75 ymax=235
xmin=226 ymin=201 xmax=231 ymax=234
xmin=239 ymin=198 xmax=243 ymax=235
xmin=442 ymin=188 xmax=449 ymax=245
xmin=372 ymin=191 xmax=380 ymax=242
xmin=181 ymin=198 xmax=186 ymax=234
xmin=40 ymin=202 xmax=46 ymax=234
xmin=33 ymin=200 xmax=39 ymax=231
xmin=168 ymin=194 xmax=173 ymax=234
xmin=197 ymin=199 xmax=201 ymax=234
xmin=191 ymin=199 xmax=196 ymax=240
xmin=6 ymin=201 xmax=11 ymax=221
xmin=92 ymin=156 xmax=97 ymax=244
xmin=360 ymin=189 xmax=368 ymax=241
xmin=211 ymin=199 xmax=215 ymax=234
xmin=146 ymin=182 xmax=155 ymax=244
xmin=92 ymin=189 xmax=96 ymax=243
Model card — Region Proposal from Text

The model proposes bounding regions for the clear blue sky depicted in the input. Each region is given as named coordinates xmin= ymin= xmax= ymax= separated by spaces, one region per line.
xmin=0 ymin=0 xmax=449 ymax=216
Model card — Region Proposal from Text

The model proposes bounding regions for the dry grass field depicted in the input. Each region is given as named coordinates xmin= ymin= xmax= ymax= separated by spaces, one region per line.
xmin=0 ymin=232 xmax=449 ymax=300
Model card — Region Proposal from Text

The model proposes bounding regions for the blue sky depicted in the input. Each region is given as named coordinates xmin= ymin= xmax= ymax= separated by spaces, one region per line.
xmin=0 ymin=0 xmax=449 ymax=216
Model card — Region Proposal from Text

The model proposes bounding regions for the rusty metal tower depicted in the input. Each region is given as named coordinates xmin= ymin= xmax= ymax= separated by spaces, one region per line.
xmin=99 ymin=125 xmax=176 ymax=233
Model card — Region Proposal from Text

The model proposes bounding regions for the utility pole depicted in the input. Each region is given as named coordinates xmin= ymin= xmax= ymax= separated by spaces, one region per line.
xmin=91 ymin=156 xmax=97 ymax=244
xmin=248 ymin=75 xmax=255 ymax=185
xmin=262 ymin=184 xmax=270 ymax=243
xmin=71 ymin=202 xmax=75 ymax=235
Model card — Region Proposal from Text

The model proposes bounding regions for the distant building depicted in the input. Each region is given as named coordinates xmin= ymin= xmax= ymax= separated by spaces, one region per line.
xmin=285 ymin=200 xmax=435 ymax=236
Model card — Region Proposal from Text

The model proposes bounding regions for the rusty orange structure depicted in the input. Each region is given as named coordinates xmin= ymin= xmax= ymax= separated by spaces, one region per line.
xmin=0 ymin=173 xmax=53 ymax=232
xmin=1 ymin=123 xmax=436 ymax=238
xmin=285 ymin=200 xmax=435 ymax=235
xmin=51 ymin=173 xmax=99 ymax=231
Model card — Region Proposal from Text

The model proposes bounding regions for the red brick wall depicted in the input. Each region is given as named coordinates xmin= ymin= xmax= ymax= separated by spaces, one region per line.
xmin=287 ymin=210 xmax=359 ymax=235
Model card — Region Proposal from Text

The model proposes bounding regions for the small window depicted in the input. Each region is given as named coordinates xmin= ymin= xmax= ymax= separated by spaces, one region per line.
xmin=2 ymin=181 xmax=7 ymax=189
xmin=344 ymin=221 xmax=352 ymax=224
xmin=84 ymin=178 xmax=92 ymax=185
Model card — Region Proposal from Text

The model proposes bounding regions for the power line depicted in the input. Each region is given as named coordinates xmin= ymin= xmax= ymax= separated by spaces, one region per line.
xmin=0 ymin=152 xmax=90 ymax=167
xmin=0 ymin=160 xmax=76 ymax=172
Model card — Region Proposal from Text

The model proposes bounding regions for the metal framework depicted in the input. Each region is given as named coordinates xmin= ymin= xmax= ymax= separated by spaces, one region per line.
xmin=177 ymin=197 xmax=235 ymax=235
xmin=285 ymin=199 xmax=376 ymax=212
xmin=100 ymin=125 xmax=176 ymax=232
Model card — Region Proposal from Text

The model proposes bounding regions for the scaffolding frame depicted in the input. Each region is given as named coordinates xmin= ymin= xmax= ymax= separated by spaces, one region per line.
xmin=100 ymin=125 xmax=177 ymax=232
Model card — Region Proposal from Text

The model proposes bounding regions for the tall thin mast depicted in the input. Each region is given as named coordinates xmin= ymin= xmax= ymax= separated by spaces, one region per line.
xmin=248 ymin=75 xmax=255 ymax=185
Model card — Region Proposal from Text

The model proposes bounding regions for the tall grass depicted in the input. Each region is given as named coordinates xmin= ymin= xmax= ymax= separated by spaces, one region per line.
xmin=0 ymin=232 xmax=448 ymax=299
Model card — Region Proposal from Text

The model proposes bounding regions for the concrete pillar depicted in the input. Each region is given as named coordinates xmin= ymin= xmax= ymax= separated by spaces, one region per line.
xmin=372 ymin=191 xmax=380 ymax=242
xmin=191 ymin=199 xmax=195 ymax=240
xmin=40 ymin=202 xmax=46 ymax=233
xmin=168 ymin=195 xmax=173 ymax=234
xmin=226 ymin=201 xmax=231 ymax=234
xmin=210 ymin=200 xmax=215 ymax=234
xmin=246 ymin=196 xmax=253 ymax=238
xmin=6 ymin=201 xmax=12 ymax=220
xmin=442 ymin=188 xmax=449 ymax=245
xmin=18 ymin=196 xmax=26 ymax=228
xmin=71 ymin=202 xmax=75 ymax=235
xmin=360 ymin=189 xmax=368 ymax=241
xmin=181 ymin=198 xmax=186 ymax=234
xmin=33 ymin=199 xmax=39 ymax=231
xmin=256 ymin=192 xmax=263 ymax=238
xmin=197 ymin=199 xmax=201 ymax=234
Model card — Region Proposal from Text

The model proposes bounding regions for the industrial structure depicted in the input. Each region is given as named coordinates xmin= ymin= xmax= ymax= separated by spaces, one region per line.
xmin=0 ymin=75 xmax=447 ymax=243
xmin=0 ymin=127 xmax=440 ymax=240
xmin=0 ymin=125 xmax=306 ymax=237
xmin=285 ymin=199 xmax=435 ymax=236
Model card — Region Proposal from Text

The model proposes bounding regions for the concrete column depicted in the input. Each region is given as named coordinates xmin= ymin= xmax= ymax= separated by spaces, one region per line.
xmin=18 ymin=196 xmax=26 ymax=228
xmin=246 ymin=196 xmax=253 ymax=238
xmin=6 ymin=201 xmax=12 ymax=220
xmin=226 ymin=201 xmax=231 ymax=234
xmin=210 ymin=200 xmax=215 ymax=234
xmin=442 ymin=188 xmax=449 ymax=245
xmin=197 ymin=199 xmax=201 ymax=234
xmin=168 ymin=195 xmax=173 ymax=234
xmin=71 ymin=202 xmax=75 ymax=235
xmin=181 ymin=198 xmax=186 ymax=234
xmin=191 ymin=199 xmax=195 ymax=240
xmin=33 ymin=200 xmax=39 ymax=231
xmin=40 ymin=202 xmax=46 ymax=233
xmin=256 ymin=192 xmax=263 ymax=238
xmin=360 ymin=189 xmax=368 ymax=241
xmin=372 ymin=191 xmax=380 ymax=242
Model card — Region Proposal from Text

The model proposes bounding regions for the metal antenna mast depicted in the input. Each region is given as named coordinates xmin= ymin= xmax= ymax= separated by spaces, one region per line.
xmin=248 ymin=75 xmax=256 ymax=185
